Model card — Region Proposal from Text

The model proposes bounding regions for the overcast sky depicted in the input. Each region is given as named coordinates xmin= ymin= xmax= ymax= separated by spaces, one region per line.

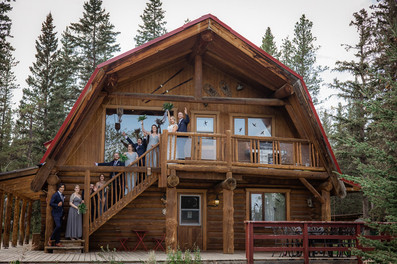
xmin=8 ymin=0 xmax=374 ymax=112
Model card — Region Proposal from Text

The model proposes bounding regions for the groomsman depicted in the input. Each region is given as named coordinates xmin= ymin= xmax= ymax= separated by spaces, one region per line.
xmin=49 ymin=183 xmax=65 ymax=247
xmin=176 ymin=107 xmax=190 ymax=159
xmin=96 ymin=153 xmax=125 ymax=205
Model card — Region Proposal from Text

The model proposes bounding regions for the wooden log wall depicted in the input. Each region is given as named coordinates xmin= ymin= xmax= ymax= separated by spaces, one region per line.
xmin=60 ymin=59 xmax=301 ymax=168
xmin=89 ymin=186 xmax=165 ymax=250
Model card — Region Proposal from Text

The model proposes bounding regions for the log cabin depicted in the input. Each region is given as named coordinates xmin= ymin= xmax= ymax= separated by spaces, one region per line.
xmin=0 ymin=14 xmax=353 ymax=254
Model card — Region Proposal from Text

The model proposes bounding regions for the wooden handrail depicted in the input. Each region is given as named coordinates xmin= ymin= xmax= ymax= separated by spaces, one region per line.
xmin=232 ymin=134 xmax=311 ymax=143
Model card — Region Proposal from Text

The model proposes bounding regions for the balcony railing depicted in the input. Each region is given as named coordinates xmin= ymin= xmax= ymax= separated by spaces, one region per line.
xmin=161 ymin=130 xmax=323 ymax=170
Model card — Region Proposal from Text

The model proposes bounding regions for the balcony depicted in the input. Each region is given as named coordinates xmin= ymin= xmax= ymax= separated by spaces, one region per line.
xmin=158 ymin=130 xmax=327 ymax=185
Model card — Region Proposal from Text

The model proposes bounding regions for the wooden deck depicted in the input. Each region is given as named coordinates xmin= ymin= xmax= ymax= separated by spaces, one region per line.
xmin=0 ymin=243 xmax=357 ymax=264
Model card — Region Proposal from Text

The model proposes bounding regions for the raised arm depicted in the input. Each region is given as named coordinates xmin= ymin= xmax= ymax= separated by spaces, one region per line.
xmin=167 ymin=109 xmax=171 ymax=123
xmin=141 ymin=120 xmax=149 ymax=135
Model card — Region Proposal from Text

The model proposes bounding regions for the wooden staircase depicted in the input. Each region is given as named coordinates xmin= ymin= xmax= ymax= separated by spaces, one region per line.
xmin=45 ymin=239 xmax=84 ymax=253
xmin=88 ymin=144 xmax=160 ymax=235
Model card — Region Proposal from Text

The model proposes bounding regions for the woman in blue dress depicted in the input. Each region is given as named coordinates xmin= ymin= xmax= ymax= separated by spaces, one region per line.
xmin=142 ymin=122 xmax=160 ymax=167
xmin=124 ymin=144 xmax=138 ymax=195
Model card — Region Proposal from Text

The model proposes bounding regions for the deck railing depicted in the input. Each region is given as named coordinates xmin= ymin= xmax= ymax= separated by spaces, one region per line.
xmin=245 ymin=221 xmax=394 ymax=264
xmin=162 ymin=130 xmax=322 ymax=170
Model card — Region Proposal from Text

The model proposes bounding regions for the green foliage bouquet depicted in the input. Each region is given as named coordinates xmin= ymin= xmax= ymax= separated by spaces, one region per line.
xmin=119 ymin=152 xmax=128 ymax=162
xmin=138 ymin=115 xmax=147 ymax=122
xmin=78 ymin=203 xmax=87 ymax=214
xmin=163 ymin=102 xmax=174 ymax=111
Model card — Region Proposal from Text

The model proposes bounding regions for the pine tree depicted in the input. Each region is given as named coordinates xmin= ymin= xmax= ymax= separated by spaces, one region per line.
xmin=134 ymin=0 xmax=167 ymax=47
xmin=260 ymin=27 xmax=279 ymax=58
xmin=68 ymin=0 xmax=120 ymax=85
xmin=0 ymin=0 xmax=18 ymax=172
xmin=280 ymin=15 xmax=327 ymax=105
xmin=330 ymin=1 xmax=397 ymax=261
xmin=16 ymin=13 xmax=59 ymax=166
xmin=49 ymin=27 xmax=80 ymax=133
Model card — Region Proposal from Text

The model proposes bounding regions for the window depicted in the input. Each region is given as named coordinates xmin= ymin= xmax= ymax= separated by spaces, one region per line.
xmin=194 ymin=114 xmax=217 ymax=160
xmin=180 ymin=195 xmax=201 ymax=226
xmin=233 ymin=117 xmax=272 ymax=137
xmin=247 ymin=189 xmax=290 ymax=221
xmin=105 ymin=108 xmax=169 ymax=161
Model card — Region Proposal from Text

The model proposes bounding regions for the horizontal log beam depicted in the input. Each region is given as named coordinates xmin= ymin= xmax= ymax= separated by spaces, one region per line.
xmin=168 ymin=164 xmax=328 ymax=180
xmin=107 ymin=92 xmax=285 ymax=106
xmin=273 ymin=84 xmax=294 ymax=99
xmin=215 ymin=177 xmax=237 ymax=193
xmin=232 ymin=167 xmax=328 ymax=180
xmin=55 ymin=165 xmax=161 ymax=173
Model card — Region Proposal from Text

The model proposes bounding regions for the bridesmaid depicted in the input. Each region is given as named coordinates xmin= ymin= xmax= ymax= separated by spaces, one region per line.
xmin=124 ymin=144 xmax=138 ymax=194
xmin=142 ymin=122 xmax=160 ymax=167
xmin=65 ymin=185 xmax=83 ymax=240
xmin=167 ymin=110 xmax=178 ymax=159
xmin=95 ymin=174 xmax=107 ymax=215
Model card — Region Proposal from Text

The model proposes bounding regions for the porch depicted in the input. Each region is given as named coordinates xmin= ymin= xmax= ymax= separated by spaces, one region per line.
xmin=0 ymin=244 xmax=357 ymax=264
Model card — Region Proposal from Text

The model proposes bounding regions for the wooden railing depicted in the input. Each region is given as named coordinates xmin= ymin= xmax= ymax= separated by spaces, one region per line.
xmin=245 ymin=221 xmax=394 ymax=264
xmin=56 ymin=144 xmax=160 ymax=252
xmin=232 ymin=135 xmax=321 ymax=169
xmin=161 ymin=130 xmax=322 ymax=170
xmin=88 ymin=143 xmax=160 ymax=232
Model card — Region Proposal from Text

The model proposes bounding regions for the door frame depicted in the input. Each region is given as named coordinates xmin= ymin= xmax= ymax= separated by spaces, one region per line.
xmin=177 ymin=189 xmax=207 ymax=250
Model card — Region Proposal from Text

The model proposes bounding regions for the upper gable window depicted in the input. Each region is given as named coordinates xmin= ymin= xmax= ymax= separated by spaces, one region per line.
xmin=104 ymin=108 xmax=170 ymax=160
xmin=233 ymin=117 xmax=272 ymax=137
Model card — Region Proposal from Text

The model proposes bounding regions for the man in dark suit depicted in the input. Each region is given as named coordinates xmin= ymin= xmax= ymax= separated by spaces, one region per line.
xmin=49 ymin=183 xmax=65 ymax=247
xmin=177 ymin=107 xmax=190 ymax=132
xmin=96 ymin=153 xmax=125 ymax=205
xmin=122 ymin=132 xmax=147 ymax=157
xmin=176 ymin=107 xmax=190 ymax=159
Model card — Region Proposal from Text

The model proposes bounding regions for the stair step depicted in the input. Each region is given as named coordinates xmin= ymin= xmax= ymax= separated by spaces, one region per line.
xmin=45 ymin=246 xmax=84 ymax=253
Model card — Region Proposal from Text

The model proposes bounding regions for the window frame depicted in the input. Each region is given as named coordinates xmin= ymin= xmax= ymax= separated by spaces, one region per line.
xmin=179 ymin=194 xmax=202 ymax=226
xmin=245 ymin=188 xmax=291 ymax=221
xmin=230 ymin=113 xmax=275 ymax=137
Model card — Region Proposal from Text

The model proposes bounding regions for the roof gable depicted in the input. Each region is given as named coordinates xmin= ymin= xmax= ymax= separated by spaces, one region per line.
xmin=31 ymin=14 xmax=348 ymax=193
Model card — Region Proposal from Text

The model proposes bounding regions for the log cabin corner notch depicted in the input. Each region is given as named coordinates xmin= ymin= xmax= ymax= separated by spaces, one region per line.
xmin=18 ymin=14 xmax=351 ymax=252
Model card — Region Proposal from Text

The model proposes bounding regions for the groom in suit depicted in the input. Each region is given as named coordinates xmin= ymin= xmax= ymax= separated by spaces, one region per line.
xmin=49 ymin=183 xmax=65 ymax=247
xmin=176 ymin=107 xmax=190 ymax=159
xmin=122 ymin=132 xmax=147 ymax=157
xmin=96 ymin=153 xmax=125 ymax=205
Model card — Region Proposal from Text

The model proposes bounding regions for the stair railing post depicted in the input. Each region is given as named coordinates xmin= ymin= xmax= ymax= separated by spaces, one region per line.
xmin=83 ymin=169 xmax=90 ymax=252
xmin=159 ymin=130 xmax=168 ymax=188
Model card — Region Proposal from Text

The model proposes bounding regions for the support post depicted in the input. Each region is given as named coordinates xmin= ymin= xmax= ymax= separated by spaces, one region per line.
xmin=159 ymin=130 xmax=168 ymax=188
xmin=225 ymin=130 xmax=232 ymax=168
xmin=44 ymin=174 xmax=59 ymax=252
xmin=194 ymin=55 xmax=202 ymax=99
xmin=12 ymin=197 xmax=21 ymax=247
xmin=165 ymin=187 xmax=177 ymax=251
xmin=223 ymin=188 xmax=234 ymax=253
xmin=18 ymin=199 xmax=28 ymax=245
xmin=321 ymin=190 xmax=331 ymax=221
xmin=3 ymin=193 xmax=13 ymax=248
xmin=0 ymin=191 xmax=4 ymax=245
xmin=25 ymin=200 xmax=33 ymax=244
xmin=83 ymin=169 xmax=90 ymax=252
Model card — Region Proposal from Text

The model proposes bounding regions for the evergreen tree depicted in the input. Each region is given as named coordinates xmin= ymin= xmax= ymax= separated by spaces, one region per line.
xmin=49 ymin=27 xmax=80 ymax=133
xmin=280 ymin=15 xmax=327 ymax=105
xmin=15 ymin=13 xmax=59 ymax=167
xmin=134 ymin=0 xmax=167 ymax=47
xmin=0 ymin=48 xmax=18 ymax=172
xmin=330 ymin=1 xmax=397 ymax=261
xmin=279 ymin=37 xmax=294 ymax=68
xmin=260 ymin=27 xmax=279 ymax=58
xmin=0 ymin=0 xmax=18 ymax=172
xmin=68 ymin=0 xmax=120 ymax=85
